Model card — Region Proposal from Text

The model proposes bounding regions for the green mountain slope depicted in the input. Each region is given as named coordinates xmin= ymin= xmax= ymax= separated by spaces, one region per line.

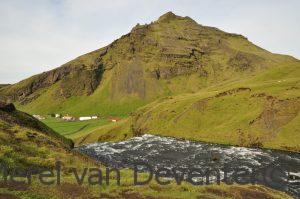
xmin=0 ymin=12 xmax=296 ymax=117
xmin=0 ymin=84 xmax=9 ymax=89
xmin=0 ymin=102 xmax=75 ymax=170
xmin=0 ymin=12 xmax=299 ymax=152
xmin=130 ymin=62 xmax=300 ymax=151
xmin=74 ymin=61 xmax=300 ymax=152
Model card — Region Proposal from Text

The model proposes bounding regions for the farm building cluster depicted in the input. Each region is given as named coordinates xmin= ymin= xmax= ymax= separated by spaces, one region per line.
xmin=32 ymin=115 xmax=45 ymax=120
xmin=32 ymin=113 xmax=120 ymax=123
xmin=54 ymin=114 xmax=98 ymax=121
xmin=33 ymin=114 xmax=98 ymax=121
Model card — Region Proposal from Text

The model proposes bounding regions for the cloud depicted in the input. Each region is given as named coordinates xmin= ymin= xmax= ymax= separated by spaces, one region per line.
xmin=0 ymin=0 xmax=299 ymax=83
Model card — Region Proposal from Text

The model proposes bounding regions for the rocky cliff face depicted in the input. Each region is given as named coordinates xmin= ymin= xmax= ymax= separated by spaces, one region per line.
xmin=0 ymin=57 xmax=104 ymax=104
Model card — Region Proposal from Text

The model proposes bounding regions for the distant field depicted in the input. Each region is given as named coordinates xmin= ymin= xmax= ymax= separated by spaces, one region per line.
xmin=42 ymin=118 xmax=109 ymax=138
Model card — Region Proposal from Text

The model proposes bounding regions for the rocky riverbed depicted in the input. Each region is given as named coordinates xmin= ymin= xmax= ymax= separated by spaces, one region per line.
xmin=76 ymin=134 xmax=300 ymax=197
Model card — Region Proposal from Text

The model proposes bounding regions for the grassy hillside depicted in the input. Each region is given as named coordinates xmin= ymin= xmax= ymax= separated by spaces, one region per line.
xmin=42 ymin=117 xmax=110 ymax=137
xmin=0 ymin=103 xmax=76 ymax=169
xmin=74 ymin=60 xmax=300 ymax=152
xmin=0 ymin=84 xmax=9 ymax=89
xmin=72 ymin=118 xmax=134 ymax=145
xmin=0 ymin=104 xmax=292 ymax=199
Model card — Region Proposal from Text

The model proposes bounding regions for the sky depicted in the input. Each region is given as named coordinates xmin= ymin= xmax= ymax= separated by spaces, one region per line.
xmin=0 ymin=0 xmax=299 ymax=84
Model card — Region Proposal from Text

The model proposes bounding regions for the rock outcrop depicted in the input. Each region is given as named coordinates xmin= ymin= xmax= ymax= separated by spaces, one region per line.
xmin=0 ymin=101 xmax=16 ymax=112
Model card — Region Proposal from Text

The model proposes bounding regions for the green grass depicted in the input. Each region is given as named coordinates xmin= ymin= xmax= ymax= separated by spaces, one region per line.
xmin=0 ymin=110 xmax=83 ymax=170
xmin=1 ymin=109 xmax=291 ymax=199
xmin=17 ymin=70 xmax=152 ymax=118
xmin=73 ymin=61 xmax=300 ymax=152
xmin=0 ymin=175 xmax=292 ymax=199
xmin=0 ymin=107 xmax=294 ymax=199
xmin=71 ymin=118 xmax=133 ymax=145
xmin=129 ymin=62 xmax=300 ymax=151
xmin=42 ymin=118 xmax=110 ymax=137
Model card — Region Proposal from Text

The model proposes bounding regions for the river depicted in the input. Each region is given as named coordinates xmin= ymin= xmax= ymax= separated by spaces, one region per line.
xmin=76 ymin=134 xmax=300 ymax=198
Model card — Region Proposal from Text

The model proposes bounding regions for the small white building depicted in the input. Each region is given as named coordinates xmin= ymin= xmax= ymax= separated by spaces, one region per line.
xmin=62 ymin=115 xmax=75 ymax=121
xmin=55 ymin=114 xmax=61 ymax=118
xmin=79 ymin=116 xmax=92 ymax=121
xmin=33 ymin=114 xmax=45 ymax=120
xmin=110 ymin=118 xmax=120 ymax=122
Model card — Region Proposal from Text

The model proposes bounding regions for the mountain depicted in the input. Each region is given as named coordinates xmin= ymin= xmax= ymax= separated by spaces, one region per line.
xmin=0 ymin=12 xmax=299 ymax=151
xmin=0 ymin=12 xmax=297 ymax=116
xmin=74 ymin=60 xmax=300 ymax=151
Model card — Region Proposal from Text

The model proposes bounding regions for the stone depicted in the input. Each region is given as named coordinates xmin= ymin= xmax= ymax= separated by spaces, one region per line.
xmin=0 ymin=102 xmax=16 ymax=112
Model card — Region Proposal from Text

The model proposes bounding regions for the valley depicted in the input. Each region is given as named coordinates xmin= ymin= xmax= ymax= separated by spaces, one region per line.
xmin=0 ymin=11 xmax=299 ymax=198
xmin=0 ymin=102 xmax=293 ymax=199
xmin=42 ymin=117 xmax=110 ymax=137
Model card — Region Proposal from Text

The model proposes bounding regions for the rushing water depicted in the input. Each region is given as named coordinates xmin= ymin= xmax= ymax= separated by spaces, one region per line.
xmin=76 ymin=134 xmax=300 ymax=198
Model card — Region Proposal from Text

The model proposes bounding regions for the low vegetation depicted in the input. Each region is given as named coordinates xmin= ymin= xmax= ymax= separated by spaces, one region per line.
xmin=42 ymin=117 xmax=109 ymax=137
xmin=74 ymin=61 xmax=300 ymax=152
xmin=0 ymin=104 xmax=292 ymax=198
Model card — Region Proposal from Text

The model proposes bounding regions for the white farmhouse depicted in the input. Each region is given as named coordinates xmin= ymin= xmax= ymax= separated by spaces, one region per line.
xmin=79 ymin=116 xmax=92 ymax=121
xmin=62 ymin=115 xmax=75 ymax=121
xmin=33 ymin=115 xmax=45 ymax=120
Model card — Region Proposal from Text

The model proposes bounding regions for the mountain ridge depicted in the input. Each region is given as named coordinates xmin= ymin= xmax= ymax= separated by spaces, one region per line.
xmin=0 ymin=12 xmax=297 ymax=118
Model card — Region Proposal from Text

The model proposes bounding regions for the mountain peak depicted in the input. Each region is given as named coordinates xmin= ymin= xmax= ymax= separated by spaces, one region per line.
xmin=156 ymin=11 xmax=197 ymax=25
xmin=157 ymin=11 xmax=179 ymax=22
